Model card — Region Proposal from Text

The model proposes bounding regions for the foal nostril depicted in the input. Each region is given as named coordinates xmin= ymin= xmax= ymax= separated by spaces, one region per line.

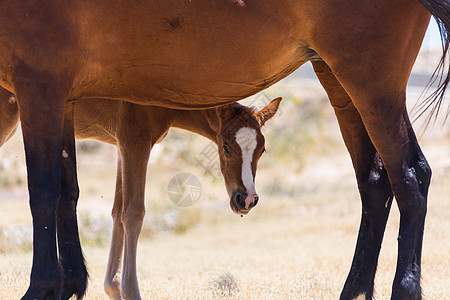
xmin=235 ymin=193 xmax=244 ymax=207
xmin=253 ymin=195 xmax=259 ymax=206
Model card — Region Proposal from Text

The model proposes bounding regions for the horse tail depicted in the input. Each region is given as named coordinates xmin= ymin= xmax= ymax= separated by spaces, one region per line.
xmin=415 ymin=0 xmax=450 ymax=123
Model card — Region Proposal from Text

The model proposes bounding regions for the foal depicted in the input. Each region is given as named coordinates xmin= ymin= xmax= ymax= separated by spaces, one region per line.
xmin=0 ymin=92 xmax=282 ymax=299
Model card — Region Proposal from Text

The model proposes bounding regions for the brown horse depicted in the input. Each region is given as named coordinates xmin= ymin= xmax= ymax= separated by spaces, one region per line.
xmin=0 ymin=91 xmax=281 ymax=299
xmin=0 ymin=0 xmax=448 ymax=299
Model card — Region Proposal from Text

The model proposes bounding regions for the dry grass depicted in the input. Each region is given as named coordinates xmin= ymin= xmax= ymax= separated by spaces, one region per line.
xmin=0 ymin=133 xmax=448 ymax=299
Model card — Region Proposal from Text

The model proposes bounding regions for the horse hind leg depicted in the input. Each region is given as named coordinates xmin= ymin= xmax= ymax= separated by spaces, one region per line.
xmin=312 ymin=61 xmax=394 ymax=299
xmin=364 ymin=109 xmax=430 ymax=300
xmin=391 ymin=116 xmax=430 ymax=300
xmin=326 ymin=64 xmax=430 ymax=300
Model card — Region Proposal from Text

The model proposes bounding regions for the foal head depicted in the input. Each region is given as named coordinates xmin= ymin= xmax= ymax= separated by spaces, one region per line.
xmin=215 ymin=97 xmax=281 ymax=215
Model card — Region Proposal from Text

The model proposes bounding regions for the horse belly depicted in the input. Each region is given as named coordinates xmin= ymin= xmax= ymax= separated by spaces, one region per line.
xmin=76 ymin=54 xmax=309 ymax=109
xmin=71 ymin=0 xmax=311 ymax=108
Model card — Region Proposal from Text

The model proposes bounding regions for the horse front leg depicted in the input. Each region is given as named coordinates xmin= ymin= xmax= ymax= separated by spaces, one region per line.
xmin=104 ymin=154 xmax=125 ymax=300
xmin=14 ymin=67 xmax=73 ymax=300
xmin=57 ymin=104 xmax=88 ymax=300
xmin=312 ymin=61 xmax=394 ymax=300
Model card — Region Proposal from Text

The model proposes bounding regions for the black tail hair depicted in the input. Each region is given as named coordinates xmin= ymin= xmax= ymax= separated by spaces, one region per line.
xmin=415 ymin=0 xmax=450 ymax=124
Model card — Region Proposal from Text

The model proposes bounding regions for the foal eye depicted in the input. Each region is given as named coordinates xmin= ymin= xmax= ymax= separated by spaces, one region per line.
xmin=260 ymin=148 xmax=266 ymax=157
xmin=223 ymin=145 xmax=230 ymax=155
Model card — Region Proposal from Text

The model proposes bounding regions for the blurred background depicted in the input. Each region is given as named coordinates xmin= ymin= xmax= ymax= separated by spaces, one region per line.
xmin=0 ymin=21 xmax=448 ymax=299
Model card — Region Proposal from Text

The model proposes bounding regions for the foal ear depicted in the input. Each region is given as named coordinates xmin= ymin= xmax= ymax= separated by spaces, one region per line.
xmin=254 ymin=97 xmax=282 ymax=126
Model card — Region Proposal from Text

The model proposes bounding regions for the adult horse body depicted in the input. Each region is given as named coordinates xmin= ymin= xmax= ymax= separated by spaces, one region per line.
xmin=0 ymin=0 xmax=448 ymax=299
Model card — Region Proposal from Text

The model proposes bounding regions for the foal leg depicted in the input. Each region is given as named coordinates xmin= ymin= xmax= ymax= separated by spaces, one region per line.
xmin=104 ymin=155 xmax=125 ymax=300
xmin=312 ymin=61 xmax=393 ymax=300
xmin=117 ymin=145 xmax=150 ymax=300
xmin=14 ymin=68 xmax=73 ymax=300
xmin=116 ymin=103 xmax=153 ymax=300
xmin=57 ymin=104 xmax=88 ymax=300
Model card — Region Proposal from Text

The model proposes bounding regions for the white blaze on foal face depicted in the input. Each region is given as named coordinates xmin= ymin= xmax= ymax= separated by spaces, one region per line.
xmin=217 ymin=97 xmax=282 ymax=214
xmin=235 ymin=127 xmax=258 ymax=207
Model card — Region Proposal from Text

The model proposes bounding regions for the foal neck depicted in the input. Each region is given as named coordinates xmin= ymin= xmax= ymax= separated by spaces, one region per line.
xmin=170 ymin=108 xmax=220 ymax=143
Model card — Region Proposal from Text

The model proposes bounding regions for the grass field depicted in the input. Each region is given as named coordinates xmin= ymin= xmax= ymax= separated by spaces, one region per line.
xmin=0 ymin=71 xmax=449 ymax=299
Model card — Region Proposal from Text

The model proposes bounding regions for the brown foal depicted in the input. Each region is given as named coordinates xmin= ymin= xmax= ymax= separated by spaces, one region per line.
xmin=0 ymin=93 xmax=282 ymax=299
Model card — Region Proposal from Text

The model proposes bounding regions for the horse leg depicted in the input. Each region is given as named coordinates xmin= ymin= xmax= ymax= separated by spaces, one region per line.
xmin=355 ymin=97 xmax=429 ymax=300
xmin=104 ymin=155 xmax=125 ymax=300
xmin=117 ymin=147 xmax=149 ymax=300
xmin=310 ymin=3 xmax=432 ymax=297
xmin=391 ymin=116 xmax=430 ymax=300
xmin=312 ymin=61 xmax=393 ymax=299
xmin=325 ymin=62 xmax=430 ymax=300
xmin=116 ymin=103 xmax=152 ymax=300
xmin=57 ymin=104 xmax=88 ymax=300
xmin=14 ymin=67 xmax=73 ymax=300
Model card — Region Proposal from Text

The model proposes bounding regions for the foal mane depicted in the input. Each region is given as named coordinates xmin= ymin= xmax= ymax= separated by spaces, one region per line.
xmin=230 ymin=102 xmax=257 ymax=123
